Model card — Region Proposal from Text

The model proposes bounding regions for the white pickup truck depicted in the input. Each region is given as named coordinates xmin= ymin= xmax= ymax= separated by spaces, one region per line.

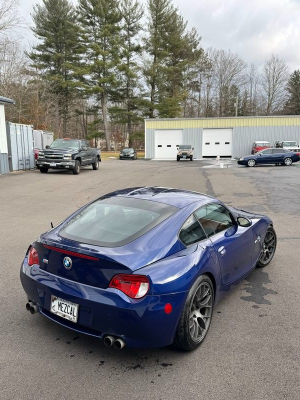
xmin=274 ymin=141 xmax=300 ymax=152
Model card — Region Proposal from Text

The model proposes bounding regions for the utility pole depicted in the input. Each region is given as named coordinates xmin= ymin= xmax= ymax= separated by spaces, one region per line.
xmin=234 ymin=95 xmax=238 ymax=117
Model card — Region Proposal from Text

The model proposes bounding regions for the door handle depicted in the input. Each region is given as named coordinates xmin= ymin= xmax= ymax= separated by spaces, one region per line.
xmin=218 ymin=246 xmax=226 ymax=255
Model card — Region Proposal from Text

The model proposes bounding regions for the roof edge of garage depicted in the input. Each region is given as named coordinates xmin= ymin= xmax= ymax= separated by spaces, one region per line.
xmin=0 ymin=96 xmax=15 ymax=105
xmin=145 ymin=115 xmax=300 ymax=121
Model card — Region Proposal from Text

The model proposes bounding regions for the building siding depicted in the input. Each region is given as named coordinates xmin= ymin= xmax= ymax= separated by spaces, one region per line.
xmin=0 ymin=153 xmax=9 ymax=174
xmin=146 ymin=116 xmax=300 ymax=130
xmin=233 ymin=126 xmax=300 ymax=158
xmin=145 ymin=116 xmax=300 ymax=159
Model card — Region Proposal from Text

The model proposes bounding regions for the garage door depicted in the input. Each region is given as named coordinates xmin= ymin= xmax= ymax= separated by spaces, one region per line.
xmin=202 ymin=129 xmax=232 ymax=157
xmin=154 ymin=130 xmax=183 ymax=159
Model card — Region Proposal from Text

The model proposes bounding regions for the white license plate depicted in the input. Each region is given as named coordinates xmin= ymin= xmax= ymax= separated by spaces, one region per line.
xmin=50 ymin=296 xmax=79 ymax=323
xmin=50 ymin=162 xmax=56 ymax=167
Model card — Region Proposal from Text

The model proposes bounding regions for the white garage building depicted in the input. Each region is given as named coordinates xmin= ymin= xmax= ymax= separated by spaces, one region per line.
xmin=145 ymin=116 xmax=300 ymax=159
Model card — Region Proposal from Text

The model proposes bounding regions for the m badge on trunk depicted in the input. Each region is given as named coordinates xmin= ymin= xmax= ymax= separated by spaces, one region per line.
xmin=63 ymin=257 xmax=72 ymax=270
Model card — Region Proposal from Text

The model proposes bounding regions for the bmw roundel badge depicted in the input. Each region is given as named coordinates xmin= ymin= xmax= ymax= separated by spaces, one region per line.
xmin=63 ymin=256 xmax=72 ymax=270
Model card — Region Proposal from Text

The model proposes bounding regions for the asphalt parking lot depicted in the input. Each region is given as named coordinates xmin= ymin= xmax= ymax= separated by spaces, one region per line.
xmin=1 ymin=159 xmax=300 ymax=400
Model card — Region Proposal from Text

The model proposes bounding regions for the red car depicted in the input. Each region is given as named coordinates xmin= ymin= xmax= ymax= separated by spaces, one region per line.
xmin=251 ymin=141 xmax=271 ymax=154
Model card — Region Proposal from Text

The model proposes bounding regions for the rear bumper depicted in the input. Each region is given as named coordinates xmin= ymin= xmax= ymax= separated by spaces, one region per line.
xmin=20 ymin=263 xmax=186 ymax=348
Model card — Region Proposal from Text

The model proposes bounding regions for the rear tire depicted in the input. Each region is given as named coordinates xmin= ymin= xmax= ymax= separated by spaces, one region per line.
xmin=40 ymin=167 xmax=48 ymax=173
xmin=247 ymin=159 xmax=256 ymax=167
xmin=284 ymin=157 xmax=292 ymax=166
xmin=73 ymin=160 xmax=81 ymax=175
xmin=92 ymin=158 xmax=99 ymax=170
xmin=173 ymin=275 xmax=214 ymax=352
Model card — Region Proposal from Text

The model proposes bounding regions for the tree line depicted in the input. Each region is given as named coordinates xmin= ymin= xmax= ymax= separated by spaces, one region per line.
xmin=1 ymin=0 xmax=300 ymax=150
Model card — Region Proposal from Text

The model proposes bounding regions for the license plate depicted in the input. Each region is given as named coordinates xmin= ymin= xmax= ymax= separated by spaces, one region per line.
xmin=50 ymin=162 xmax=56 ymax=167
xmin=50 ymin=296 xmax=79 ymax=323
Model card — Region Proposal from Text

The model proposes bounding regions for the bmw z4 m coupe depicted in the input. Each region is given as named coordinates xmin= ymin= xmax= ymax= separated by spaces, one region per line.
xmin=20 ymin=187 xmax=277 ymax=351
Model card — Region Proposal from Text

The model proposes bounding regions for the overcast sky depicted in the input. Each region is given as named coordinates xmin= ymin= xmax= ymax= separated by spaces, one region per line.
xmin=19 ymin=0 xmax=300 ymax=71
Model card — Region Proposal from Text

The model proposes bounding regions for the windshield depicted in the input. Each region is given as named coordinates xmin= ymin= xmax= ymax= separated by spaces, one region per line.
xmin=282 ymin=141 xmax=297 ymax=147
xmin=122 ymin=148 xmax=134 ymax=152
xmin=178 ymin=145 xmax=191 ymax=150
xmin=50 ymin=140 xmax=80 ymax=150
xmin=59 ymin=197 xmax=178 ymax=247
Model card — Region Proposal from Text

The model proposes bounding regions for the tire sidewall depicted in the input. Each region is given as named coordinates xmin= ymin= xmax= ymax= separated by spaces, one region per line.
xmin=176 ymin=275 xmax=214 ymax=351
xmin=284 ymin=157 xmax=292 ymax=166
xmin=248 ymin=159 xmax=256 ymax=167
xmin=257 ymin=226 xmax=277 ymax=267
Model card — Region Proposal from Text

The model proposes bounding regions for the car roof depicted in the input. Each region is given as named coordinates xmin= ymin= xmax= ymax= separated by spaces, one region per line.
xmin=101 ymin=187 xmax=216 ymax=209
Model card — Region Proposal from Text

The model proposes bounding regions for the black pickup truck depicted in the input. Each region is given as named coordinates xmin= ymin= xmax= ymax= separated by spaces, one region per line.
xmin=36 ymin=139 xmax=101 ymax=175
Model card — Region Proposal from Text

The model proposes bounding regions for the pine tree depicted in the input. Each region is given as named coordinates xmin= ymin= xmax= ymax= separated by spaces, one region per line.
xmin=78 ymin=0 xmax=123 ymax=150
xmin=143 ymin=0 xmax=174 ymax=118
xmin=285 ymin=70 xmax=300 ymax=115
xmin=29 ymin=0 xmax=82 ymax=137
xmin=116 ymin=0 xmax=144 ymax=144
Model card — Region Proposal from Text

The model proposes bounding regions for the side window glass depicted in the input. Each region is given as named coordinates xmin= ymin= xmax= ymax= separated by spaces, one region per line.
xmin=179 ymin=214 xmax=207 ymax=246
xmin=195 ymin=204 xmax=235 ymax=237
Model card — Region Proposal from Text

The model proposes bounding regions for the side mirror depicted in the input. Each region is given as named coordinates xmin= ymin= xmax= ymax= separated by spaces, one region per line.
xmin=82 ymin=146 xmax=88 ymax=151
xmin=45 ymin=145 xmax=50 ymax=149
xmin=237 ymin=216 xmax=252 ymax=227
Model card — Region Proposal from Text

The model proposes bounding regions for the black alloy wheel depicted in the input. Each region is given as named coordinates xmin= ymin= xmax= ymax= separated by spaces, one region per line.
xmin=73 ymin=160 xmax=81 ymax=175
xmin=257 ymin=227 xmax=277 ymax=267
xmin=40 ymin=167 xmax=48 ymax=173
xmin=174 ymin=275 xmax=214 ymax=351
xmin=92 ymin=158 xmax=99 ymax=170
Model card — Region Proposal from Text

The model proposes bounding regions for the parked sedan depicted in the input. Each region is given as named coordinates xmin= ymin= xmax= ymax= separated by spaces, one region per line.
xmin=20 ymin=187 xmax=276 ymax=351
xmin=119 ymin=148 xmax=137 ymax=160
xmin=238 ymin=148 xmax=300 ymax=167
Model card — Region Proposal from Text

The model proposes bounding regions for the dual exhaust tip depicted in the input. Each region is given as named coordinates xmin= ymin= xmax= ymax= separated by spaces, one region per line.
xmin=103 ymin=335 xmax=126 ymax=350
xmin=25 ymin=301 xmax=125 ymax=350
xmin=26 ymin=301 xmax=38 ymax=314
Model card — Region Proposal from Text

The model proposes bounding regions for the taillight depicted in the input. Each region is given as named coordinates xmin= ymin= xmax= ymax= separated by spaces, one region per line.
xmin=296 ymin=153 xmax=300 ymax=156
xmin=28 ymin=246 xmax=39 ymax=266
xmin=109 ymin=274 xmax=149 ymax=299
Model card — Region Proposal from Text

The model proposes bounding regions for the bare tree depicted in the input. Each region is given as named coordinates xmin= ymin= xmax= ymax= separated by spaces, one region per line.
xmin=0 ymin=0 xmax=23 ymax=38
xmin=208 ymin=48 xmax=247 ymax=117
xmin=261 ymin=55 xmax=289 ymax=115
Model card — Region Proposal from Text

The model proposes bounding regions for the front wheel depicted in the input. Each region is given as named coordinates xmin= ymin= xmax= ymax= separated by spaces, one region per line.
xmin=284 ymin=157 xmax=292 ymax=166
xmin=92 ymin=158 xmax=99 ymax=170
xmin=174 ymin=275 xmax=214 ymax=352
xmin=257 ymin=227 xmax=277 ymax=268
xmin=73 ymin=160 xmax=81 ymax=175
xmin=247 ymin=159 xmax=256 ymax=167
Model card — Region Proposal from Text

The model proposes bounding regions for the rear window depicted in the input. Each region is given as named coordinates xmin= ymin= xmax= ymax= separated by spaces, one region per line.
xmin=59 ymin=197 xmax=178 ymax=247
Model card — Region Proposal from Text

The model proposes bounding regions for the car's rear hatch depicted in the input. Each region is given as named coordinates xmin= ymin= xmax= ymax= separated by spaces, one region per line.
xmin=34 ymin=239 xmax=132 ymax=289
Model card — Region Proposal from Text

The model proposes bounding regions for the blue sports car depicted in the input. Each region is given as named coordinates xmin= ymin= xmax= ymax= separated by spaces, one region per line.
xmin=237 ymin=148 xmax=300 ymax=167
xmin=20 ymin=187 xmax=277 ymax=351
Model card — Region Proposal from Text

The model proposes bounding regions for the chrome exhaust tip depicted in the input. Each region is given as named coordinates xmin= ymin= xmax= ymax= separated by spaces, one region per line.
xmin=30 ymin=304 xmax=38 ymax=314
xmin=103 ymin=335 xmax=116 ymax=347
xmin=113 ymin=338 xmax=126 ymax=350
